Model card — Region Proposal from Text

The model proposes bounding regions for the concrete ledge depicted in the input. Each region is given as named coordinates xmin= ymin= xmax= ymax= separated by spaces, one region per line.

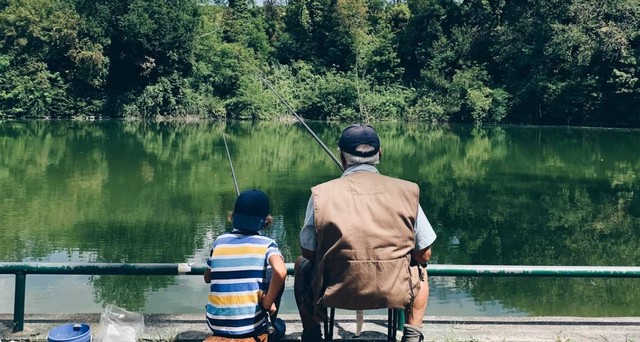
xmin=3 ymin=314 xmax=640 ymax=341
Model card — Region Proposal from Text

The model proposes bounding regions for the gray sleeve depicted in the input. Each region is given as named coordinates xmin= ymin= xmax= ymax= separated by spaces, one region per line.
xmin=414 ymin=205 xmax=437 ymax=250
xmin=299 ymin=196 xmax=318 ymax=251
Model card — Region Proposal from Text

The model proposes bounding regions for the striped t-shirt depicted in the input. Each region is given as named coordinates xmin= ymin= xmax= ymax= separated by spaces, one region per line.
xmin=206 ymin=231 xmax=282 ymax=337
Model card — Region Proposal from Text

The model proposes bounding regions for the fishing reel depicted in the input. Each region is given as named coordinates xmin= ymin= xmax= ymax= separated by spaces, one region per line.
xmin=265 ymin=312 xmax=276 ymax=335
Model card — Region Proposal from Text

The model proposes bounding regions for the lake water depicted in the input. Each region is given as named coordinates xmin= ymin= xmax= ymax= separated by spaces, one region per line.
xmin=1 ymin=120 xmax=639 ymax=317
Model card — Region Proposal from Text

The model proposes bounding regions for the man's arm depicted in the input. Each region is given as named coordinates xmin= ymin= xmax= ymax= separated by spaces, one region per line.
xmin=301 ymin=247 xmax=315 ymax=262
xmin=411 ymin=245 xmax=432 ymax=265
xmin=299 ymin=196 xmax=318 ymax=262
xmin=414 ymin=205 xmax=437 ymax=252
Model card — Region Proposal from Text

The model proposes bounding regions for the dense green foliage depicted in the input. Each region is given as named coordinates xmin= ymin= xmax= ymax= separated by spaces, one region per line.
xmin=1 ymin=0 xmax=639 ymax=126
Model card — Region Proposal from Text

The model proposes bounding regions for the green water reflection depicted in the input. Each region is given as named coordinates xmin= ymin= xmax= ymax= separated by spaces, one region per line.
xmin=0 ymin=121 xmax=639 ymax=316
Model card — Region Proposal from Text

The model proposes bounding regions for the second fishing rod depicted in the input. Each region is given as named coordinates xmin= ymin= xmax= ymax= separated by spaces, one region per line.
xmin=221 ymin=131 xmax=279 ymax=336
xmin=258 ymin=73 xmax=374 ymax=336
xmin=257 ymin=73 xmax=345 ymax=173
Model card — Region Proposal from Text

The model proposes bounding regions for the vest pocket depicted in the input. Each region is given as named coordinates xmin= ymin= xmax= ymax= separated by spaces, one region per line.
xmin=321 ymin=256 xmax=414 ymax=310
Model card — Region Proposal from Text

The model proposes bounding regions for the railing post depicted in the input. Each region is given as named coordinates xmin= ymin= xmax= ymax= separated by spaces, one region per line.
xmin=13 ymin=272 xmax=26 ymax=332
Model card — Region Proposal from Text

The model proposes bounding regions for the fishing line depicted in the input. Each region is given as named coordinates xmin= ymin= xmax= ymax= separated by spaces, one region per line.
xmin=257 ymin=73 xmax=344 ymax=172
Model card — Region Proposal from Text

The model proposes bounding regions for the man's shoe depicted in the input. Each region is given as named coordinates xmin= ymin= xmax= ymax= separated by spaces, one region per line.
xmin=301 ymin=325 xmax=323 ymax=342
xmin=401 ymin=324 xmax=424 ymax=342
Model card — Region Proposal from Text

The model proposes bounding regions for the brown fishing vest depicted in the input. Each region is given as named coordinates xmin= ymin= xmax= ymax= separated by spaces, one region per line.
xmin=311 ymin=172 xmax=421 ymax=311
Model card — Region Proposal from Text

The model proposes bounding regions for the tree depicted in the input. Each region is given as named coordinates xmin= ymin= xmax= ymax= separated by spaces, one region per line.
xmin=112 ymin=0 xmax=199 ymax=89
xmin=276 ymin=0 xmax=313 ymax=62
xmin=222 ymin=0 xmax=271 ymax=57
xmin=0 ymin=0 xmax=105 ymax=116
xmin=397 ymin=0 xmax=454 ymax=84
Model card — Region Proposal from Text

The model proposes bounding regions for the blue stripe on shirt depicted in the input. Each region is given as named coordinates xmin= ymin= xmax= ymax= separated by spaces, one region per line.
xmin=212 ymin=269 xmax=265 ymax=280
xmin=206 ymin=304 xmax=259 ymax=317
xmin=210 ymin=282 xmax=260 ymax=293
xmin=209 ymin=315 xmax=264 ymax=328
xmin=210 ymin=257 xmax=265 ymax=268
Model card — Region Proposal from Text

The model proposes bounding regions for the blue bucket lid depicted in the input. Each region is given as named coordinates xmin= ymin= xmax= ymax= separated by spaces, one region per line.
xmin=47 ymin=323 xmax=91 ymax=342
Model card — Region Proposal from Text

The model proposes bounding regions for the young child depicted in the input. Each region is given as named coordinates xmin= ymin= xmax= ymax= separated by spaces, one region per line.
xmin=204 ymin=189 xmax=287 ymax=341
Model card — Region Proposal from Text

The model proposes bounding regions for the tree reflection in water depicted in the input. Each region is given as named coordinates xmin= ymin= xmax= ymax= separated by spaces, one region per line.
xmin=0 ymin=121 xmax=638 ymax=315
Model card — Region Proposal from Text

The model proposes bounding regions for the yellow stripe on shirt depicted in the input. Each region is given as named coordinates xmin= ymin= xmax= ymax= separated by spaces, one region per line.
xmin=209 ymin=292 xmax=261 ymax=306
xmin=212 ymin=245 xmax=268 ymax=256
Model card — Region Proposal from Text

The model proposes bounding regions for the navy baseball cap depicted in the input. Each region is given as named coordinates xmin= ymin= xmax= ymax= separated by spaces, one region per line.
xmin=338 ymin=124 xmax=380 ymax=157
xmin=232 ymin=189 xmax=270 ymax=233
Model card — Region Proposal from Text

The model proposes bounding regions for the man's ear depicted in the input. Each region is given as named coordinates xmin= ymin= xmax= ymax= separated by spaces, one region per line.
xmin=340 ymin=151 xmax=347 ymax=169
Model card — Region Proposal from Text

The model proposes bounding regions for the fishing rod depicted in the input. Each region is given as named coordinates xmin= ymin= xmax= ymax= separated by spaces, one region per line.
xmin=222 ymin=132 xmax=240 ymax=197
xmin=221 ymin=130 xmax=277 ymax=336
xmin=259 ymin=72 xmax=370 ymax=334
xmin=257 ymin=73 xmax=344 ymax=172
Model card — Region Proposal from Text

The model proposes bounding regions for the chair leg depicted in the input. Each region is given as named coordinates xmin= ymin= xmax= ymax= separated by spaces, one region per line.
xmin=387 ymin=309 xmax=398 ymax=341
xmin=324 ymin=308 xmax=335 ymax=342
xmin=323 ymin=309 xmax=329 ymax=342
xmin=387 ymin=309 xmax=392 ymax=340
xmin=330 ymin=308 xmax=335 ymax=340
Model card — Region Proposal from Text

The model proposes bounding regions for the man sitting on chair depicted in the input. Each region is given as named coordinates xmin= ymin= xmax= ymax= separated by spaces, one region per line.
xmin=294 ymin=124 xmax=437 ymax=342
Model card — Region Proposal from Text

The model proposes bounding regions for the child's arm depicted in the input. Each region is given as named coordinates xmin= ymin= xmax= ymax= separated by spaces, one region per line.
xmin=204 ymin=248 xmax=213 ymax=284
xmin=261 ymin=254 xmax=287 ymax=314
xmin=204 ymin=268 xmax=212 ymax=283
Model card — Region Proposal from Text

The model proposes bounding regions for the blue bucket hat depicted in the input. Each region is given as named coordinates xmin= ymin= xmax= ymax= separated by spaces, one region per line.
xmin=232 ymin=189 xmax=270 ymax=233
xmin=338 ymin=124 xmax=380 ymax=157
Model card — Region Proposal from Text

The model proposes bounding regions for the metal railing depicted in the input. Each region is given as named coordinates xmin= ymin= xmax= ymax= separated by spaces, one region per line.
xmin=3 ymin=262 xmax=640 ymax=332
